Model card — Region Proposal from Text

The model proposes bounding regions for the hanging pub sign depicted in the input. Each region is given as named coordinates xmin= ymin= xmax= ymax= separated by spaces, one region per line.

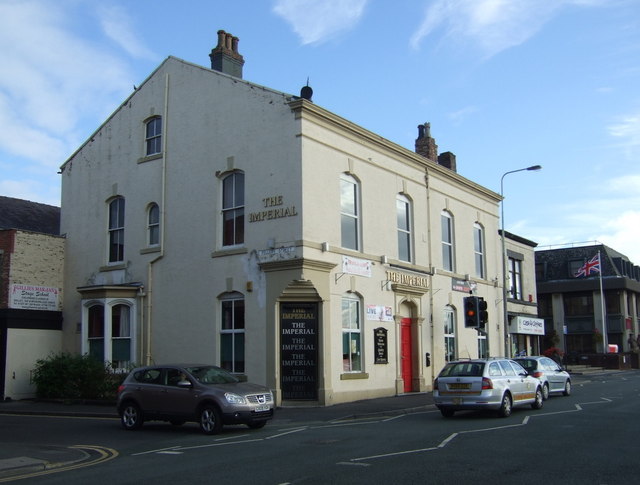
xmin=280 ymin=302 xmax=318 ymax=400
xmin=374 ymin=327 xmax=388 ymax=364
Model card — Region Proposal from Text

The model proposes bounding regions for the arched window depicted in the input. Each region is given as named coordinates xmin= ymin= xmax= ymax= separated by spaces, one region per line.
xmin=220 ymin=292 xmax=245 ymax=373
xmin=396 ymin=194 xmax=412 ymax=262
xmin=222 ymin=172 xmax=244 ymax=247
xmin=441 ymin=210 xmax=455 ymax=272
xmin=444 ymin=306 xmax=456 ymax=362
xmin=340 ymin=173 xmax=360 ymax=250
xmin=342 ymin=295 xmax=362 ymax=372
xmin=148 ymin=203 xmax=160 ymax=246
xmin=145 ymin=116 xmax=162 ymax=156
xmin=474 ymin=223 xmax=485 ymax=278
xmin=108 ymin=197 xmax=125 ymax=263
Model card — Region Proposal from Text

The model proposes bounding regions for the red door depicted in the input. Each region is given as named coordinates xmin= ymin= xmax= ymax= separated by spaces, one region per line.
xmin=401 ymin=318 xmax=413 ymax=393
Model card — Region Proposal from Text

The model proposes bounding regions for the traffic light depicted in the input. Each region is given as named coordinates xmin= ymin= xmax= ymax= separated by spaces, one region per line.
xmin=463 ymin=296 xmax=480 ymax=328
xmin=478 ymin=297 xmax=488 ymax=329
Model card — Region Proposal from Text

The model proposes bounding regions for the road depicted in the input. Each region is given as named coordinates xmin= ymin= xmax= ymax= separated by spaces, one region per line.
xmin=1 ymin=371 xmax=638 ymax=484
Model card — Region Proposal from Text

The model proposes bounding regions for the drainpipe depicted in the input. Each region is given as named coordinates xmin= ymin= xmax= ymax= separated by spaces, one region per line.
xmin=145 ymin=72 xmax=169 ymax=365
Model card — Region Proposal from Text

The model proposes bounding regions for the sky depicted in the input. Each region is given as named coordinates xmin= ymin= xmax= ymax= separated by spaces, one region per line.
xmin=1 ymin=0 xmax=639 ymax=263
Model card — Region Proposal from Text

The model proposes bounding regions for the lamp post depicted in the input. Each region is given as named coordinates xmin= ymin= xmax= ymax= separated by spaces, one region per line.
xmin=501 ymin=165 xmax=542 ymax=357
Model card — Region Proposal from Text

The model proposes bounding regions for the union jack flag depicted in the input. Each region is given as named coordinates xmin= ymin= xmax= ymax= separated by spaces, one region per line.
xmin=575 ymin=254 xmax=600 ymax=277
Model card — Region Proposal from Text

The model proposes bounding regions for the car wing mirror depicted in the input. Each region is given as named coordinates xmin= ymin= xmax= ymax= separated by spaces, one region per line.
xmin=178 ymin=380 xmax=192 ymax=388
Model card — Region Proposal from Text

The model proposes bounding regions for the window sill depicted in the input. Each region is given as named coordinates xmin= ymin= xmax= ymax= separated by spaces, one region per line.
xmin=340 ymin=372 xmax=369 ymax=380
xmin=137 ymin=153 xmax=163 ymax=164
xmin=140 ymin=246 xmax=161 ymax=255
xmin=99 ymin=263 xmax=127 ymax=272
xmin=211 ymin=247 xmax=248 ymax=258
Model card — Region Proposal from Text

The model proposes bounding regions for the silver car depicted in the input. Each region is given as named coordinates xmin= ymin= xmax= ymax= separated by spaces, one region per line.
xmin=514 ymin=356 xmax=571 ymax=400
xmin=433 ymin=358 xmax=544 ymax=418
xmin=116 ymin=364 xmax=274 ymax=434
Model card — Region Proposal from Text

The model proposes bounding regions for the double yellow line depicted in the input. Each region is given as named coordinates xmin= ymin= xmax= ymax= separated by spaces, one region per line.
xmin=0 ymin=445 xmax=118 ymax=482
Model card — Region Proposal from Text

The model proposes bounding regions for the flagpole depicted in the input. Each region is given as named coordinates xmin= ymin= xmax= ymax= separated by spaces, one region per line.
xmin=598 ymin=250 xmax=608 ymax=350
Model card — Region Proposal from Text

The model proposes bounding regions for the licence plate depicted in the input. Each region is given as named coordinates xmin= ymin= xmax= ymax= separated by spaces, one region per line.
xmin=452 ymin=398 xmax=463 ymax=405
xmin=449 ymin=383 xmax=471 ymax=390
xmin=254 ymin=405 xmax=271 ymax=412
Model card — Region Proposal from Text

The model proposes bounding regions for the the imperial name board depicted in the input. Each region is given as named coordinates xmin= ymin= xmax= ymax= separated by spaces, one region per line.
xmin=385 ymin=270 xmax=429 ymax=290
xmin=249 ymin=195 xmax=298 ymax=223
xmin=10 ymin=284 xmax=59 ymax=311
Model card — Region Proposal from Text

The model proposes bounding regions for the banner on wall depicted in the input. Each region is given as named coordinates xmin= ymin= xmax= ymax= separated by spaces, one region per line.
xmin=366 ymin=305 xmax=393 ymax=322
xmin=9 ymin=285 xmax=59 ymax=311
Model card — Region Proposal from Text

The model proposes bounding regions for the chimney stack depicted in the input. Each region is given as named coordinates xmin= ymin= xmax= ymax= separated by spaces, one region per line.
xmin=210 ymin=30 xmax=245 ymax=78
xmin=415 ymin=122 xmax=438 ymax=162
xmin=437 ymin=152 xmax=457 ymax=172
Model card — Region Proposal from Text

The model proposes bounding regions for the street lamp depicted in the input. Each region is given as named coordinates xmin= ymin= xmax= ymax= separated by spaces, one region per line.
xmin=501 ymin=165 xmax=542 ymax=357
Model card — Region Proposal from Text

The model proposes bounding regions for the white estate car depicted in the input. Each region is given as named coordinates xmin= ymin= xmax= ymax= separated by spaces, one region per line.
xmin=433 ymin=358 xmax=544 ymax=418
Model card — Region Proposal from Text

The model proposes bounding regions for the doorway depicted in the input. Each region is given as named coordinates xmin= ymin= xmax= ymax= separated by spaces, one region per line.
xmin=400 ymin=318 xmax=413 ymax=392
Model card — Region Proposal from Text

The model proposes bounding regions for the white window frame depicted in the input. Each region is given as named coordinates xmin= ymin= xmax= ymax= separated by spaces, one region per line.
xmin=342 ymin=295 xmax=362 ymax=372
xmin=396 ymin=194 xmax=412 ymax=262
xmin=221 ymin=172 xmax=245 ymax=247
xmin=145 ymin=116 xmax=162 ymax=156
xmin=444 ymin=306 xmax=456 ymax=362
xmin=147 ymin=203 xmax=160 ymax=247
xmin=108 ymin=197 xmax=125 ymax=263
xmin=474 ymin=223 xmax=485 ymax=278
xmin=82 ymin=298 xmax=136 ymax=371
xmin=441 ymin=211 xmax=455 ymax=272
xmin=220 ymin=292 xmax=245 ymax=373
xmin=340 ymin=173 xmax=360 ymax=251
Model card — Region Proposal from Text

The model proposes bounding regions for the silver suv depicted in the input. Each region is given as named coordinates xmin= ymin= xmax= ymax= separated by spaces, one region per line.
xmin=116 ymin=364 xmax=274 ymax=434
xmin=433 ymin=358 xmax=544 ymax=418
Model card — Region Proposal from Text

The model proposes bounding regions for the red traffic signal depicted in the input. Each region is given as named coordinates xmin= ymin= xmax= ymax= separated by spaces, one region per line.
xmin=464 ymin=296 xmax=480 ymax=328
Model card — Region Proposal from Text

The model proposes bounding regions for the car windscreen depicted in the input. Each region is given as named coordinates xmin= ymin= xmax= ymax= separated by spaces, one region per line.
xmin=439 ymin=362 xmax=485 ymax=377
xmin=186 ymin=366 xmax=239 ymax=384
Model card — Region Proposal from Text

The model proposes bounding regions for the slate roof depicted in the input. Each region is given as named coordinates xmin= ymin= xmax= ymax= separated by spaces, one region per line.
xmin=0 ymin=196 xmax=60 ymax=235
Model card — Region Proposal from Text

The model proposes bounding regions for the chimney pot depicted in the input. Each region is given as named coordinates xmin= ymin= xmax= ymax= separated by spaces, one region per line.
xmin=210 ymin=29 xmax=245 ymax=78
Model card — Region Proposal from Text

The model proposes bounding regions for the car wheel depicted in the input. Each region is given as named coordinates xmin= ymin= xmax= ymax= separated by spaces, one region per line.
xmin=440 ymin=407 xmax=455 ymax=418
xmin=531 ymin=387 xmax=544 ymax=409
xmin=120 ymin=402 xmax=143 ymax=430
xmin=247 ymin=421 xmax=267 ymax=429
xmin=563 ymin=380 xmax=572 ymax=396
xmin=542 ymin=383 xmax=550 ymax=400
xmin=498 ymin=393 xmax=512 ymax=418
xmin=199 ymin=404 xmax=222 ymax=435
xmin=170 ymin=419 xmax=185 ymax=426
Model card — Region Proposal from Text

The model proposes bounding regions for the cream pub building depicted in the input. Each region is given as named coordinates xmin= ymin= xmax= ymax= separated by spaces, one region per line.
xmin=59 ymin=31 xmax=533 ymax=406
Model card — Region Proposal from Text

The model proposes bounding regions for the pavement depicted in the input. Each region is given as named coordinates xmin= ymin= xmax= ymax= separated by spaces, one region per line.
xmin=0 ymin=392 xmax=434 ymax=479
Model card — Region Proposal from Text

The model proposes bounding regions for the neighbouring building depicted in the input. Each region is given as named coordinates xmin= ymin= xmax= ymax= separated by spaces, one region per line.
xmin=59 ymin=30 xmax=540 ymax=406
xmin=0 ymin=196 xmax=64 ymax=400
xmin=504 ymin=231 xmax=543 ymax=357
xmin=535 ymin=243 xmax=640 ymax=361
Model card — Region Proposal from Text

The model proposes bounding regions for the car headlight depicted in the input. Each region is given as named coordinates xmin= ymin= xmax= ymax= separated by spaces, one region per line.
xmin=224 ymin=392 xmax=247 ymax=405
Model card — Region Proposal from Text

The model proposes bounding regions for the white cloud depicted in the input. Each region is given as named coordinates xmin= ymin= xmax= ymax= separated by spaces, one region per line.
xmin=608 ymin=113 xmax=640 ymax=157
xmin=531 ymin=174 xmax=640 ymax=263
xmin=273 ymin=0 xmax=367 ymax=45
xmin=410 ymin=0 xmax=606 ymax=58
xmin=97 ymin=4 xmax=157 ymax=60
xmin=0 ymin=0 xmax=149 ymax=174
